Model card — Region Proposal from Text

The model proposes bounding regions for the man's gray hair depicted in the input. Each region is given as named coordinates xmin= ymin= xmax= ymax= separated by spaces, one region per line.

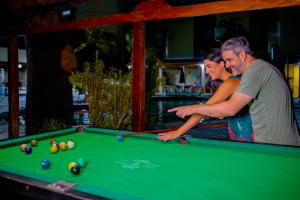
xmin=221 ymin=36 xmax=253 ymax=56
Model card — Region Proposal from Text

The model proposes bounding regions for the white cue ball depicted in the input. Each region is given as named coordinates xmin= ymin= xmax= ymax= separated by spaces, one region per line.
xmin=67 ymin=140 xmax=75 ymax=149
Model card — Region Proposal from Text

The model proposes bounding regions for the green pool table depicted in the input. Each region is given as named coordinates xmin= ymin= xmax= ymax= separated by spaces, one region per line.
xmin=0 ymin=127 xmax=300 ymax=200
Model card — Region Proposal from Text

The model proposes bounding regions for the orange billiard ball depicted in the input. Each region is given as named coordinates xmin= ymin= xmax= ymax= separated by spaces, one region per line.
xmin=20 ymin=143 xmax=27 ymax=151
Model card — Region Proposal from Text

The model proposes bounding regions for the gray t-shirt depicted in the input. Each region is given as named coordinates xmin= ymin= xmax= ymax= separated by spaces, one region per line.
xmin=236 ymin=59 xmax=300 ymax=146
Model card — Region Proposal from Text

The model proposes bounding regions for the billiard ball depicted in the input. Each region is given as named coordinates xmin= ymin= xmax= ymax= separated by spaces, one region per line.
xmin=67 ymin=140 xmax=75 ymax=149
xmin=178 ymin=136 xmax=188 ymax=144
xmin=59 ymin=142 xmax=68 ymax=151
xmin=76 ymin=158 xmax=86 ymax=168
xmin=52 ymin=141 xmax=58 ymax=148
xmin=61 ymin=143 xmax=68 ymax=151
xmin=70 ymin=165 xmax=80 ymax=175
xmin=58 ymin=142 xmax=64 ymax=148
xmin=50 ymin=139 xmax=56 ymax=145
xmin=30 ymin=139 xmax=38 ymax=147
xmin=50 ymin=145 xmax=58 ymax=153
xmin=41 ymin=159 xmax=51 ymax=169
xmin=68 ymin=162 xmax=78 ymax=171
xmin=25 ymin=146 xmax=32 ymax=154
xmin=20 ymin=143 xmax=27 ymax=151
xmin=117 ymin=135 xmax=123 ymax=142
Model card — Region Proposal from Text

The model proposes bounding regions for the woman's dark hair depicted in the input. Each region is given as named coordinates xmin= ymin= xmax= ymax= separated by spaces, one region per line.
xmin=205 ymin=48 xmax=224 ymax=63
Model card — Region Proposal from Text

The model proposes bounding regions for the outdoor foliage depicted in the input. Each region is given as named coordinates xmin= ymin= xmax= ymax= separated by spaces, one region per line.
xmin=69 ymin=50 xmax=132 ymax=130
xmin=41 ymin=118 xmax=67 ymax=132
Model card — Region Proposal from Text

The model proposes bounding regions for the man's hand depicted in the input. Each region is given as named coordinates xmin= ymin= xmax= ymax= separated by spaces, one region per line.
xmin=168 ymin=105 xmax=196 ymax=118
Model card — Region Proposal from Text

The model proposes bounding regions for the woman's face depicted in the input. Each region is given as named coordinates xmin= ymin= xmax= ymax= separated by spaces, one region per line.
xmin=204 ymin=59 xmax=225 ymax=80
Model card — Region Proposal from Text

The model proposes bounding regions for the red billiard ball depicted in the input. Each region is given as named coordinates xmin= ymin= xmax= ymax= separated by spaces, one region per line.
xmin=178 ymin=136 xmax=188 ymax=144
xmin=179 ymin=140 xmax=188 ymax=144
xmin=50 ymin=139 xmax=56 ymax=145
xmin=25 ymin=146 xmax=32 ymax=154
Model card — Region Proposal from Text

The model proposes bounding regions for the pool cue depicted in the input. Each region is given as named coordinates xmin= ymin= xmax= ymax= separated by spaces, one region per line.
xmin=117 ymin=122 xmax=226 ymax=137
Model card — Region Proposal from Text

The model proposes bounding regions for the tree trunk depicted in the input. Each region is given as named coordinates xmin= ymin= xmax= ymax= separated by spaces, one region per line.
xmin=25 ymin=32 xmax=74 ymax=134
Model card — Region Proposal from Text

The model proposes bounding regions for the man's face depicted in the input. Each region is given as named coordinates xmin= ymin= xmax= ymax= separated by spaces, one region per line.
xmin=222 ymin=50 xmax=244 ymax=75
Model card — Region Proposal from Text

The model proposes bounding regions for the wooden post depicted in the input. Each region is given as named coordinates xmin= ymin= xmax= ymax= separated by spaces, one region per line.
xmin=8 ymin=35 xmax=19 ymax=138
xmin=132 ymin=22 xmax=145 ymax=131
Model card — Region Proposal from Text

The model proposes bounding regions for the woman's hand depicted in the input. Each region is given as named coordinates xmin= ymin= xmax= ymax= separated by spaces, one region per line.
xmin=157 ymin=130 xmax=182 ymax=141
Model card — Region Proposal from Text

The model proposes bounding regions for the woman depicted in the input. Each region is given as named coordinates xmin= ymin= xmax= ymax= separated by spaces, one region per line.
xmin=157 ymin=48 xmax=254 ymax=142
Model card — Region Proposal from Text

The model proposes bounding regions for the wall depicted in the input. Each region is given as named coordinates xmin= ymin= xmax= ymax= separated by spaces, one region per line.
xmin=280 ymin=7 xmax=300 ymax=55
xmin=166 ymin=18 xmax=194 ymax=58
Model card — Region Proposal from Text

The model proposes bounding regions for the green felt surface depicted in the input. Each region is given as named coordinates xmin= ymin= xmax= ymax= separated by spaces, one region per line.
xmin=0 ymin=128 xmax=300 ymax=200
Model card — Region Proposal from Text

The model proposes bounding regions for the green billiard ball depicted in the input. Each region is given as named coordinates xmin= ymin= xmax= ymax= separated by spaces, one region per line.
xmin=77 ymin=158 xmax=86 ymax=168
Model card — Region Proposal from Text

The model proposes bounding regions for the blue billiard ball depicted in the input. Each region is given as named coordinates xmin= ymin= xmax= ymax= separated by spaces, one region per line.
xmin=25 ymin=146 xmax=32 ymax=154
xmin=117 ymin=135 xmax=123 ymax=142
xmin=41 ymin=159 xmax=51 ymax=169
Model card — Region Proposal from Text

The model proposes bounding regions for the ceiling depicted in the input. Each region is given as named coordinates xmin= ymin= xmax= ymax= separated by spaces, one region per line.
xmin=0 ymin=0 xmax=223 ymax=36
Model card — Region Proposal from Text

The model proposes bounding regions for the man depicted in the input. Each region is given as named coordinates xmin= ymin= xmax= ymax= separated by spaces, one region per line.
xmin=169 ymin=36 xmax=300 ymax=146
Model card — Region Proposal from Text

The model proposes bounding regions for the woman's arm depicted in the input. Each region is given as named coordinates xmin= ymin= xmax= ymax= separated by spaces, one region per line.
xmin=157 ymin=78 xmax=240 ymax=141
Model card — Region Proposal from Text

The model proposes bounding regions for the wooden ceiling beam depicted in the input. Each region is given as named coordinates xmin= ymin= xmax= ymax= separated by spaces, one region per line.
xmin=18 ymin=0 xmax=300 ymax=35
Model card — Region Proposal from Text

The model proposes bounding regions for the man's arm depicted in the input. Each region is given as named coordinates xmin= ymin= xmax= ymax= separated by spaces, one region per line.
xmin=169 ymin=92 xmax=253 ymax=118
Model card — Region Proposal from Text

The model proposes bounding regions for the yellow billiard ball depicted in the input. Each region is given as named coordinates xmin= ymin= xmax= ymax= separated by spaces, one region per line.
xmin=30 ymin=139 xmax=38 ymax=147
xmin=60 ymin=143 xmax=68 ymax=151
xmin=50 ymin=145 xmax=58 ymax=154
xmin=68 ymin=162 xmax=78 ymax=171
xmin=58 ymin=142 xmax=66 ymax=148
